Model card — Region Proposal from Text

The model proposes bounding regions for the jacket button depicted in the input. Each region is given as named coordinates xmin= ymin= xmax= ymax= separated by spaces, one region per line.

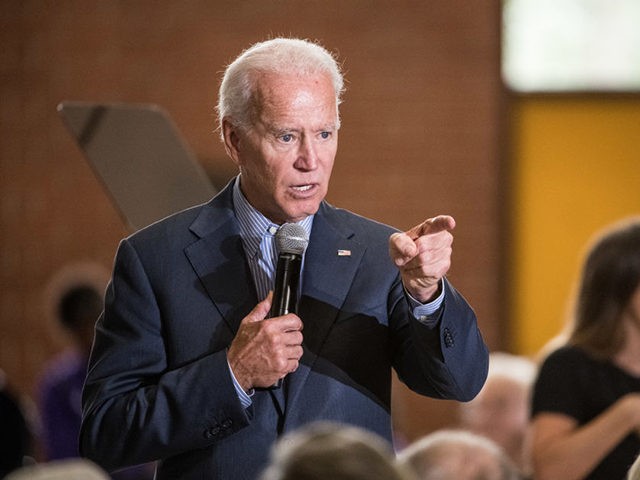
xmin=443 ymin=328 xmax=454 ymax=348
xmin=203 ymin=426 xmax=221 ymax=439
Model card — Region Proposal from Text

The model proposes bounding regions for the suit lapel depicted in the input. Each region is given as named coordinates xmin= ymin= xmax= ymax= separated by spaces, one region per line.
xmin=185 ymin=185 xmax=293 ymax=417
xmin=184 ymin=192 xmax=368 ymax=419
xmin=285 ymin=204 xmax=366 ymax=407
xmin=184 ymin=184 xmax=258 ymax=335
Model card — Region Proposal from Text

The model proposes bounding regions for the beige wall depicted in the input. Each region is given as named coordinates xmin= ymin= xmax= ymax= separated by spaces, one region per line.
xmin=0 ymin=1 xmax=503 ymax=444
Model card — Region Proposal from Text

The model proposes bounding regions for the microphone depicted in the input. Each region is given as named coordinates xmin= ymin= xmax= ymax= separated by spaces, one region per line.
xmin=269 ymin=223 xmax=309 ymax=318
xmin=269 ymin=223 xmax=308 ymax=389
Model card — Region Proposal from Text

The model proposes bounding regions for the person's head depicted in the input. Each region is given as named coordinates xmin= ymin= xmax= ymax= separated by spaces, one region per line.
xmin=217 ymin=38 xmax=345 ymax=224
xmin=397 ymin=429 xmax=522 ymax=480
xmin=0 ymin=373 xmax=31 ymax=477
xmin=4 ymin=458 xmax=110 ymax=480
xmin=458 ymin=353 xmax=535 ymax=470
xmin=567 ymin=217 xmax=640 ymax=358
xmin=56 ymin=285 xmax=102 ymax=354
xmin=628 ymin=451 xmax=640 ymax=480
xmin=259 ymin=421 xmax=416 ymax=480
xmin=45 ymin=263 xmax=108 ymax=357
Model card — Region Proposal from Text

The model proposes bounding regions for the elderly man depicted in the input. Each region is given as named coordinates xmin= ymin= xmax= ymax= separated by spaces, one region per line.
xmin=80 ymin=38 xmax=488 ymax=479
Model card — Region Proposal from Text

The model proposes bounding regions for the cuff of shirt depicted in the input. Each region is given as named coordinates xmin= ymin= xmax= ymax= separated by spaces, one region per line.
xmin=405 ymin=279 xmax=445 ymax=327
xmin=227 ymin=358 xmax=253 ymax=409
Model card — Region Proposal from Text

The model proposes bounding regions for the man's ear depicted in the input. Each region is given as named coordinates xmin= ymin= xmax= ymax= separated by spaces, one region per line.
xmin=222 ymin=119 xmax=241 ymax=165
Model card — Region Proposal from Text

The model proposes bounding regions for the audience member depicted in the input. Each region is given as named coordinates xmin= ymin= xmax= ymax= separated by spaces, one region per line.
xmin=530 ymin=217 xmax=640 ymax=480
xmin=37 ymin=263 xmax=154 ymax=479
xmin=628 ymin=451 xmax=640 ymax=480
xmin=397 ymin=429 xmax=522 ymax=480
xmin=260 ymin=421 xmax=416 ymax=480
xmin=458 ymin=352 xmax=536 ymax=473
xmin=0 ymin=369 xmax=32 ymax=477
xmin=4 ymin=458 xmax=110 ymax=480
xmin=38 ymin=264 xmax=107 ymax=461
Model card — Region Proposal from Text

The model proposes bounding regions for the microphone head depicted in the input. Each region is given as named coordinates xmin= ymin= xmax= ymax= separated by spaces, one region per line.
xmin=275 ymin=223 xmax=309 ymax=255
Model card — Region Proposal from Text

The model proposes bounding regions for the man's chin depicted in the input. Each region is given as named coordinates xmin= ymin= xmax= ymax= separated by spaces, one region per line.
xmin=282 ymin=204 xmax=321 ymax=223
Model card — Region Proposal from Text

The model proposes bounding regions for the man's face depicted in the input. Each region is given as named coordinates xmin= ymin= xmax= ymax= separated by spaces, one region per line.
xmin=224 ymin=72 xmax=339 ymax=224
xmin=462 ymin=377 xmax=529 ymax=456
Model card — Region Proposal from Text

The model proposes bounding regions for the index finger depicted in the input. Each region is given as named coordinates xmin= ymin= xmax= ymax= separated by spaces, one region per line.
xmin=271 ymin=314 xmax=304 ymax=332
xmin=410 ymin=215 xmax=456 ymax=238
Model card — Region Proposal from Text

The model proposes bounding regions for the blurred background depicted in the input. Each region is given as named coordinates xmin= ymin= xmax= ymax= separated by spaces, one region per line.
xmin=1 ymin=0 xmax=639 ymax=458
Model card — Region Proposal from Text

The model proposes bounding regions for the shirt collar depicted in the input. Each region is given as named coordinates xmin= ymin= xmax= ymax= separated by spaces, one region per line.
xmin=232 ymin=175 xmax=314 ymax=258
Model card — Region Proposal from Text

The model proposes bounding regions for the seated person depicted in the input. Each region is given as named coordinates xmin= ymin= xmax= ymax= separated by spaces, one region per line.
xmin=458 ymin=352 xmax=536 ymax=473
xmin=397 ymin=429 xmax=522 ymax=480
xmin=260 ymin=421 xmax=416 ymax=480
xmin=0 ymin=370 xmax=32 ymax=477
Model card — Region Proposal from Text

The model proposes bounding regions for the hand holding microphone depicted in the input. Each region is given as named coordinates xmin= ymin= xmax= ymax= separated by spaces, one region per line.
xmin=227 ymin=223 xmax=308 ymax=391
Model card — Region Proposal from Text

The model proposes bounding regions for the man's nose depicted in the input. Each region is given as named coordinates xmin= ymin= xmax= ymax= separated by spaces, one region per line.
xmin=294 ymin=136 xmax=318 ymax=171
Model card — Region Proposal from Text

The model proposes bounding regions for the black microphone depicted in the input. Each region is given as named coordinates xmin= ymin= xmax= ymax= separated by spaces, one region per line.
xmin=269 ymin=223 xmax=308 ymax=389
xmin=269 ymin=223 xmax=309 ymax=318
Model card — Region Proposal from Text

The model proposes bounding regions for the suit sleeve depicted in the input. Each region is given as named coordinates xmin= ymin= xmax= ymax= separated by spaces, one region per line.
xmin=391 ymin=277 xmax=489 ymax=402
xmin=80 ymin=239 xmax=250 ymax=471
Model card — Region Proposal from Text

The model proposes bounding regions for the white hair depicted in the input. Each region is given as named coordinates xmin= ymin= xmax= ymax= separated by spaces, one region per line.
xmin=628 ymin=452 xmax=640 ymax=480
xmin=397 ymin=429 xmax=522 ymax=480
xmin=260 ymin=422 xmax=414 ymax=480
xmin=216 ymin=37 xmax=345 ymax=139
xmin=486 ymin=352 xmax=536 ymax=386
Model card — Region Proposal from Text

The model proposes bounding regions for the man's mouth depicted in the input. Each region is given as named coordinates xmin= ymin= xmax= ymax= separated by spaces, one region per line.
xmin=291 ymin=184 xmax=313 ymax=192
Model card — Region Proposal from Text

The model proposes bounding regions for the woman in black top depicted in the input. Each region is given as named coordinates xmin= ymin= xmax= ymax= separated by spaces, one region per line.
xmin=530 ymin=217 xmax=640 ymax=480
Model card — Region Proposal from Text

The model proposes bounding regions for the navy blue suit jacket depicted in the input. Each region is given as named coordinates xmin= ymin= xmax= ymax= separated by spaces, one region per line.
xmin=80 ymin=180 xmax=488 ymax=479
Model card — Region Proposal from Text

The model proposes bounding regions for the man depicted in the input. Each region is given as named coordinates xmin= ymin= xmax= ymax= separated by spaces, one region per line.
xmin=259 ymin=421 xmax=415 ymax=480
xmin=397 ymin=429 xmax=522 ymax=480
xmin=458 ymin=352 xmax=536 ymax=473
xmin=80 ymin=38 xmax=488 ymax=479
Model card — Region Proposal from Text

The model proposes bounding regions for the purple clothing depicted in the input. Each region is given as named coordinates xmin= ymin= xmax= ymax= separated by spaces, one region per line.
xmin=38 ymin=350 xmax=155 ymax=479
xmin=38 ymin=350 xmax=86 ymax=460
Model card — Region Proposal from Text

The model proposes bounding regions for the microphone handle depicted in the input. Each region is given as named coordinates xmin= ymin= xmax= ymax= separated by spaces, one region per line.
xmin=270 ymin=252 xmax=302 ymax=317
xmin=269 ymin=252 xmax=302 ymax=389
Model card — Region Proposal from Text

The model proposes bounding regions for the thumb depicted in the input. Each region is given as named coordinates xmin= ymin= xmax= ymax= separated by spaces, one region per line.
xmin=245 ymin=292 xmax=273 ymax=323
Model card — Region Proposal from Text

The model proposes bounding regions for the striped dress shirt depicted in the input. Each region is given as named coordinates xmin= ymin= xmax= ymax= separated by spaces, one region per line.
xmin=229 ymin=177 xmax=312 ymax=407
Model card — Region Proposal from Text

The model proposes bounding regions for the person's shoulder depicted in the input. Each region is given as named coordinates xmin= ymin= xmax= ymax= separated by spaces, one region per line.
xmin=38 ymin=351 xmax=85 ymax=389
xmin=541 ymin=345 xmax=592 ymax=371
xmin=134 ymin=204 xmax=203 ymax=236
xmin=126 ymin=181 xmax=234 ymax=247
xmin=319 ymin=202 xmax=398 ymax=238
xmin=124 ymin=201 xmax=215 ymax=252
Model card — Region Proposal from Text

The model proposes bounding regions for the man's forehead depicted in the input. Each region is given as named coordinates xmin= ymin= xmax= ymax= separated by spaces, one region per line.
xmin=251 ymin=75 xmax=338 ymax=130
xmin=252 ymin=71 xmax=336 ymax=104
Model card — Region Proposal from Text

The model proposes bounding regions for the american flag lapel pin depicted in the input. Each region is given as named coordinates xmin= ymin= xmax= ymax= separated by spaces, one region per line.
xmin=337 ymin=249 xmax=351 ymax=257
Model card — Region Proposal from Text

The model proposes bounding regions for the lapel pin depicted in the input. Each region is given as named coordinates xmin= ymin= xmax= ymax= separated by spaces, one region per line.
xmin=337 ymin=249 xmax=351 ymax=256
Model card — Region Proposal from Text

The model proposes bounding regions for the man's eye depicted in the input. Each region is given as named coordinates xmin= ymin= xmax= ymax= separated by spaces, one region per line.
xmin=320 ymin=131 xmax=331 ymax=139
xmin=280 ymin=134 xmax=294 ymax=142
